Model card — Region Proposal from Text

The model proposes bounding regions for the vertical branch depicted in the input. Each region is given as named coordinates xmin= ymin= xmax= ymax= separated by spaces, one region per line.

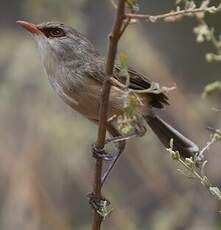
xmin=92 ymin=0 xmax=126 ymax=229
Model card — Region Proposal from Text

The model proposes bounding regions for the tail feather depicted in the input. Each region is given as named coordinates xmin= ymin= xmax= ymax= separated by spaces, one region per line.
xmin=145 ymin=115 xmax=199 ymax=158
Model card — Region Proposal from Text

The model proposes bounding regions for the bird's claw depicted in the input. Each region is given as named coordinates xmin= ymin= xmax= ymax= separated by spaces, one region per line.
xmin=87 ymin=193 xmax=112 ymax=218
xmin=92 ymin=144 xmax=113 ymax=161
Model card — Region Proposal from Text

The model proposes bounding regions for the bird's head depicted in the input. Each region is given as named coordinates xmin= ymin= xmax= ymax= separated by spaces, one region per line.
xmin=16 ymin=20 xmax=98 ymax=64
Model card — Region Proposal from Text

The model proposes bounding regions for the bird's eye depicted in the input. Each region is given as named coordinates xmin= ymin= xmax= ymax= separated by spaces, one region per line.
xmin=49 ymin=28 xmax=65 ymax=37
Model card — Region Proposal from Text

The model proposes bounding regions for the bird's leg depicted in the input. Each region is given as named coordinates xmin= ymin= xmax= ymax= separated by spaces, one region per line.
xmin=105 ymin=132 xmax=137 ymax=143
xmin=101 ymin=124 xmax=125 ymax=186
xmin=92 ymin=144 xmax=113 ymax=161
xmin=92 ymin=121 xmax=145 ymax=162
xmin=101 ymin=121 xmax=147 ymax=185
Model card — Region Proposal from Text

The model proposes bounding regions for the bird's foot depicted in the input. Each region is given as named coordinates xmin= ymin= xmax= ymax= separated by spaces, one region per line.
xmin=92 ymin=144 xmax=113 ymax=161
xmin=87 ymin=193 xmax=112 ymax=218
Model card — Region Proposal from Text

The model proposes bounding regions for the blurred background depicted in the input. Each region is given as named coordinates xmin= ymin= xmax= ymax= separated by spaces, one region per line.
xmin=0 ymin=0 xmax=220 ymax=229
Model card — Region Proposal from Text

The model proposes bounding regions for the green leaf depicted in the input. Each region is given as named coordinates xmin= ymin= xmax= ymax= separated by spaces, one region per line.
xmin=203 ymin=81 xmax=221 ymax=97
xmin=124 ymin=95 xmax=137 ymax=118
xmin=166 ymin=139 xmax=181 ymax=161
xmin=169 ymin=150 xmax=181 ymax=161
xmin=206 ymin=53 xmax=221 ymax=62
xmin=96 ymin=200 xmax=113 ymax=219
xmin=193 ymin=24 xmax=211 ymax=43
xmin=209 ymin=187 xmax=221 ymax=200
xmin=120 ymin=124 xmax=133 ymax=134
xmin=185 ymin=157 xmax=195 ymax=169
xmin=118 ymin=52 xmax=130 ymax=86
xmin=118 ymin=52 xmax=129 ymax=71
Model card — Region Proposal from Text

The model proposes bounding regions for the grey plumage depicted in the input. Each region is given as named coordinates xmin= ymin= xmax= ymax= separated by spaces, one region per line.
xmin=18 ymin=21 xmax=199 ymax=158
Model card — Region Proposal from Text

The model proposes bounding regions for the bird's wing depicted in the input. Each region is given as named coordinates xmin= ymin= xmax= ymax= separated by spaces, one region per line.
xmin=84 ymin=59 xmax=169 ymax=109
xmin=114 ymin=65 xmax=169 ymax=108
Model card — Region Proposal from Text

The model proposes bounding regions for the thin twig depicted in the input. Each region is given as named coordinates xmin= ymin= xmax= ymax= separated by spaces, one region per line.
xmin=125 ymin=7 xmax=213 ymax=22
xmin=92 ymin=1 xmax=126 ymax=229
xmin=198 ymin=19 xmax=221 ymax=53
xmin=118 ymin=17 xmax=131 ymax=39
xmin=197 ymin=127 xmax=221 ymax=160
xmin=197 ymin=138 xmax=216 ymax=159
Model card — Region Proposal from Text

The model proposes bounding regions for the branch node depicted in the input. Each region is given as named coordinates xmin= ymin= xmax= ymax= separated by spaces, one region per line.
xmin=109 ymin=33 xmax=114 ymax=40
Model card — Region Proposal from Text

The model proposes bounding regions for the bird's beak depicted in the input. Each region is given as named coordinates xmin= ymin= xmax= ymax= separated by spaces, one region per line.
xmin=16 ymin=20 xmax=41 ymax=34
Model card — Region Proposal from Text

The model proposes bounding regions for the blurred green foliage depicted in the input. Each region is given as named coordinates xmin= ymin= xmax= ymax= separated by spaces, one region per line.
xmin=0 ymin=0 xmax=220 ymax=229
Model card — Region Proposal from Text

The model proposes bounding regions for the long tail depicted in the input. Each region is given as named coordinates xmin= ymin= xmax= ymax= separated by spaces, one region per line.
xmin=145 ymin=114 xmax=199 ymax=158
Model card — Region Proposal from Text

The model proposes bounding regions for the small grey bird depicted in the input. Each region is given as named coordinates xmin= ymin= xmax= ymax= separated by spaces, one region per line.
xmin=17 ymin=20 xmax=199 ymax=160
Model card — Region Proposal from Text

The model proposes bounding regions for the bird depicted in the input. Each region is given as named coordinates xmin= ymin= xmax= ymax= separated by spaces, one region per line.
xmin=16 ymin=20 xmax=199 ymax=166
